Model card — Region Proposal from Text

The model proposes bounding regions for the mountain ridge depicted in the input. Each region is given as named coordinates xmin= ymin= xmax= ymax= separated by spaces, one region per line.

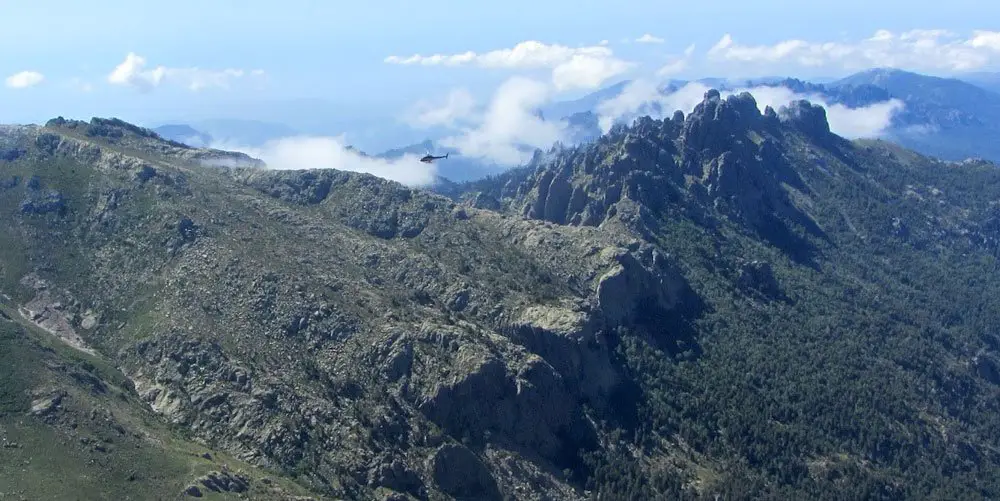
xmin=4 ymin=88 xmax=1000 ymax=499
xmin=542 ymin=68 xmax=1000 ymax=167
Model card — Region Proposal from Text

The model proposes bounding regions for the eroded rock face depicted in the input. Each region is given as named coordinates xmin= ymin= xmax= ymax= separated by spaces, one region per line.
xmin=682 ymin=90 xmax=762 ymax=165
xmin=595 ymin=245 xmax=688 ymax=328
xmin=236 ymin=169 xmax=446 ymax=239
xmin=20 ymin=191 xmax=67 ymax=216
xmin=367 ymin=456 xmax=425 ymax=496
xmin=779 ymin=99 xmax=832 ymax=139
xmin=17 ymin=273 xmax=95 ymax=355
xmin=427 ymin=444 xmax=501 ymax=500
xmin=494 ymin=89 xmax=823 ymax=262
xmin=197 ymin=469 xmax=251 ymax=494
xmin=123 ymin=334 xmax=332 ymax=470
xmin=395 ymin=323 xmax=597 ymax=472
xmin=513 ymin=125 xmax=683 ymax=229
xmin=508 ymin=305 xmax=617 ymax=407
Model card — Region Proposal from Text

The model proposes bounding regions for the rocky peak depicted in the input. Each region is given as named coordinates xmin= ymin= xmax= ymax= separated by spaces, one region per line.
xmin=460 ymin=86 xmax=829 ymax=268
xmin=681 ymin=89 xmax=764 ymax=161
xmin=777 ymin=99 xmax=831 ymax=139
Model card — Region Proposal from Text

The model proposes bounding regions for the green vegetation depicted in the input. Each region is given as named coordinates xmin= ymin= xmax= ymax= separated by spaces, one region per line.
xmin=501 ymin=120 xmax=1000 ymax=499
xmin=5 ymin=98 xmax=1000 ymax=500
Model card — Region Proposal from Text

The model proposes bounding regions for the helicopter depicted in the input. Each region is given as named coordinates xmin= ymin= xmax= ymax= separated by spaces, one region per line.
xmin=420 ymin=151 xmax=449 ymax=163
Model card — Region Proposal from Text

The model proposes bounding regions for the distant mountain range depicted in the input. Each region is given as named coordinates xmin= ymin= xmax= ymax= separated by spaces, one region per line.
xmin=825 ymin=68 xmax=1000 ymax=161
xmin=960 ymin=71 xmax=1000 ymax=94
xmin=152 ymin=124 xmax=213 ymax=148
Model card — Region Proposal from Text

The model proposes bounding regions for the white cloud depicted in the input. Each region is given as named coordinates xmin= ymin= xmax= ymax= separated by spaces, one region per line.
xmin=708 ymin=29 xmax=1000 ymax=73
xmin=596 ymin=79 xmax=659 ymax=132
xmin=552 ymin=53 xmax=633 ymax=91
xmin=385 ymin=40 xmax=634 ymax=91
xmin=5 ymin=71 xmax=44 ymax=89
xmin=210 ymin=136 xmax=437 ymax=187
xmin=636 ymin=34 xmax=665 ymax=44
xmin=404 ymin=89 xmax=479 ymax=129
xmin=107 ymin=52 xmax=264 ymax=92
xmin=969 ymin=30 xmax=1000 ymax=51
xmin=596 ymin=81 xmax=903 ymax=139
xmin=436 ymin=77 xmax=569 ymax=165
xmin=596 ymin=79 xmax=707 ymax=133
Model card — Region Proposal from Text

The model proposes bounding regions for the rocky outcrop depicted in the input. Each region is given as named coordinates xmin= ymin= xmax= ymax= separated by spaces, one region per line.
xmin=164 ymin=216 xmax=202 ymax=254
xmin=124 ymin=334 xmax=334 ymax=471
xmin=595 ymin=245 xmax=688 ymax=327
xmin=778 ymin=99 xmax=832 ymax=139
xmin=17 ymin=273 xmax=96 ymax=355
xmin=427 ymin=444 xmax=501 ymax=500
xmin=508 ymin=305 xmax=617 ymax=407
xmin=236 ymin=169 xmax=449 ymax=239
xmin=20 ymin=190 xmax=67 ymax=216
xmin=397 ymin=323 xmax=597 ymax=473
xmin=196 ymin=469 xmax=251 ymax=494
xmin=509 ymin=118 xmax=684 ymax=229
xmin=367 ymin=455 xmax=425 ymax=497
xmin=487 ymin=88 xmax=823 ymax=259
xmin=30 ymin=391 xmax=65 ymax=416
xmin=0 ymin=147 xmax=25 ymax=162
xmin=14 ymin=171 xmax=68 ymax=216
xmin=736 ymin=259 xmax=783 ymax=299
xmin=681 ymin=90 xmax=764 ymax=167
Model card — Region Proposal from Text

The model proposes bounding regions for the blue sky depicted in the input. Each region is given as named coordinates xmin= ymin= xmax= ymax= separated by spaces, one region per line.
xmin=2 ymin=0 xmax=999 ymax=151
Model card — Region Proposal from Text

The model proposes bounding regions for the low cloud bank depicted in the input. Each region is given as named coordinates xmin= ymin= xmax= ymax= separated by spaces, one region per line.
xmin=405 ymin=76 xmax=571 ymax=166
xmin=437 ymin=77 xmax=566 ymax=165
xmin=209 ymin=136 xmax=438 ymax=187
